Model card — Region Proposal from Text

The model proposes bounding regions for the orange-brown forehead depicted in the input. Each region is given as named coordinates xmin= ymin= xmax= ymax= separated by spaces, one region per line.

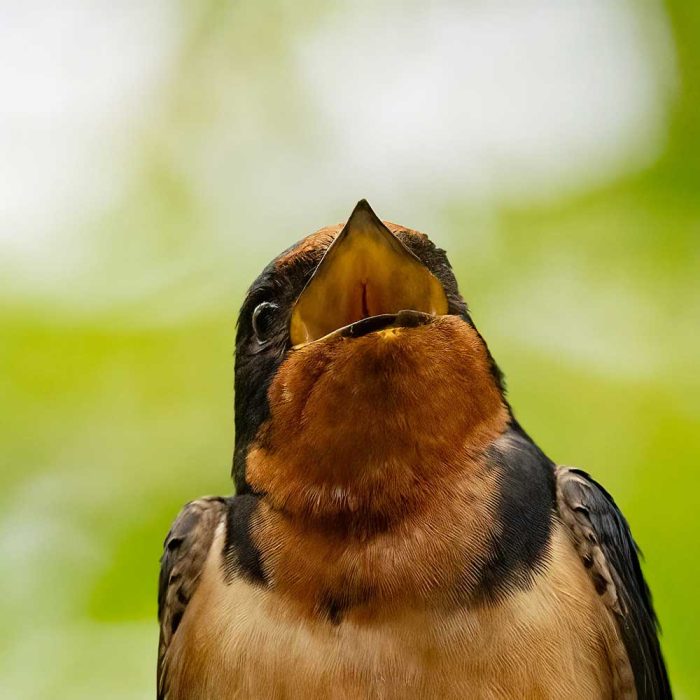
xmin=274 ymin=225 xmax=341 ymax=271
xmin=274 ymin=221 xmax=429 ymax=271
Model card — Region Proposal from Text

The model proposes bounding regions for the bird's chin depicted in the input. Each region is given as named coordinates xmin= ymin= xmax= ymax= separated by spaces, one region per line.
xmin=281 ymin=313 xmax=473 ymax=421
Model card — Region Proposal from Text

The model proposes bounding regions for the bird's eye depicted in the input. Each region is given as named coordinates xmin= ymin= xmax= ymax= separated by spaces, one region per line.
xmin=252 ymin=301 xmax=279 ymax=341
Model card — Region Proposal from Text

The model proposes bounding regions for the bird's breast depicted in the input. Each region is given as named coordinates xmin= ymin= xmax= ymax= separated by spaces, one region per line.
xmin=165 ymin=523 xmax=620 ymax=700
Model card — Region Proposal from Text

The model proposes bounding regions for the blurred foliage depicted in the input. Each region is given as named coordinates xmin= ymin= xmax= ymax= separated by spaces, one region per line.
xmin=0 ymin=0 xmax=698 ymax=697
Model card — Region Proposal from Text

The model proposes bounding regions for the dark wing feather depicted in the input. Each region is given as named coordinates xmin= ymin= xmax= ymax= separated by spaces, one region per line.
xmin=157 ymin=497 xmax=227 ymax=700
xmin=556 ymin=468 xmax=671 ymax=700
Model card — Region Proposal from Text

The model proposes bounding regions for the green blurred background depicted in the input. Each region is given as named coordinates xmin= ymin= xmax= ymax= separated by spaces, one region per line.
xmin=1 ymin=1 xmax=698 ymax=697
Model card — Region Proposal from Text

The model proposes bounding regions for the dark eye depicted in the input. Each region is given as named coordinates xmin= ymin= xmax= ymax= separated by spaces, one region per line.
xmin=252 ymin=301 xmax=279 ymax=341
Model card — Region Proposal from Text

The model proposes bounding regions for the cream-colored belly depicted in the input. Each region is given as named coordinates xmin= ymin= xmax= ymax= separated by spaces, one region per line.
xmin=166 ymin=527 xmax=619 ymax=700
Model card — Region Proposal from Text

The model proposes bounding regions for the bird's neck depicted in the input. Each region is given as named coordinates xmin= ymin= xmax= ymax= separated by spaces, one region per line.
xmin=246 ymin=407 xmax=509 ymax=532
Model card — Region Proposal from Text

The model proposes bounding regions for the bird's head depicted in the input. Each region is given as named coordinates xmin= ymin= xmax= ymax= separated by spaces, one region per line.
xmin=234 ymin=200 xmax=509 ymax=522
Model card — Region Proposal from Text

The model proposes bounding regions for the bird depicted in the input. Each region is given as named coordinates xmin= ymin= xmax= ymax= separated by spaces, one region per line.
xmin=157 ymin=200 xmax=671 ymax=699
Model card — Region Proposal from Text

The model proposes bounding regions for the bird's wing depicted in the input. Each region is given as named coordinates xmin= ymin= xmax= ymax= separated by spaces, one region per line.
xmin=157 ymin=496 xmax=227 ymax=700
xmin=555 ymin=467 xmax=671 ymax=700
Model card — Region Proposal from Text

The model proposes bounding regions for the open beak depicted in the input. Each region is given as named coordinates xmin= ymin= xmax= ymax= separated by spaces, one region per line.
xmin=290 ymin=200 xmax=449 ymax=346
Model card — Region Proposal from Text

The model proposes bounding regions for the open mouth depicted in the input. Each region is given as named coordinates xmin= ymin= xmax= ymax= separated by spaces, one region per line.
xmin=290 ymin=201 xmax=448 ymax=347
xmin=329 ymin=309 xmax=436 ymax=341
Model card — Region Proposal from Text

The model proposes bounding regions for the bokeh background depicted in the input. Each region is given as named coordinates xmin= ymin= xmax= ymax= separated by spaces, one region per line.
xmin=1 ymin=0 xmax=698 ymax=697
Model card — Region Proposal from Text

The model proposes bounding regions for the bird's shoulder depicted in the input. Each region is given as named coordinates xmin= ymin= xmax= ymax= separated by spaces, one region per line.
xmin=555 ymin=467 xmax=671 ymax=699
xmin=157 ymin=493 xmax=268 ymax=698
xmin=157 ymin=497 xmax=226 ymax=694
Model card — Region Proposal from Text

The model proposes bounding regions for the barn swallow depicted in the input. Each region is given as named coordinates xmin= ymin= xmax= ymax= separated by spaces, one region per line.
xmin=158 ymin=200 xmax=671 ymax=699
